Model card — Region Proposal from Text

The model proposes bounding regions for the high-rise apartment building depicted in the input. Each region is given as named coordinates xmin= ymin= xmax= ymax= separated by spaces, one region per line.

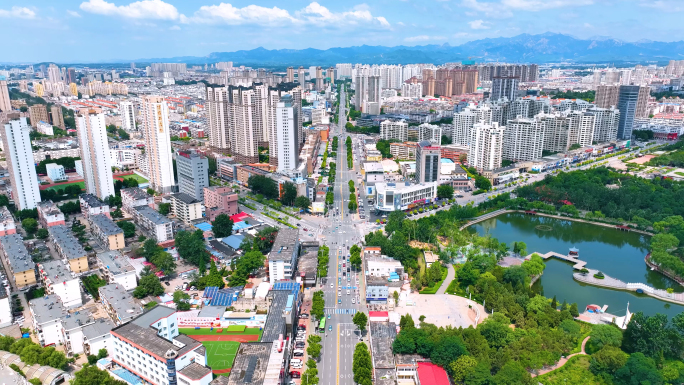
xmin=66 ymin=68 xmax=76 ymax=84
xmin=469 ymin=122 xmax=504 ymax=171
xmin=401 ymin=82 xmax=423 ymax=98
xmin=380 ymin=120 xmax=409 ymax=142
xmin=120 ymin=101 xmax=136 ymax=131
xmin=2 ymin=118 xmax=40 ymax=209
xmin=50 ymin=105 xmax=65 ymax=129
xmin=176 ymin=150 xmax=208 ymax=201
xmin=336 ymin=63 xmax=353 ymax=79
xmin=28 ymin=105 xmax=49 ymax=127
xmin=0 ymin=80 xmax=11 ymax=112
xmin=355 ymin=73 xmax=368 ymax=112
xmin=586 ymin=107 xmax=620 ymax=143
xmin=328 ymin=67 xmax=335 ymax=85
xmin=503 ymin=118 xmax=546 ymax=161
xmin=368 ymin=76 xmax=381 ymax=103
xmin=415 ymin=141 xmax=441 ymax=183
xmin=76 ymin=108 xmax=116 ymax=200
xmin=267 ymin=84 xmax=303 ymax=169
xmin=298 ymin=67 xmax=306 ymax=84
xmin=276 ymin=95 xmax=299 ymax=174
xmin=616 ymin=85 xmax=649 ymax=140
xmin=595 ymin=85 xmax=620 ymax=109
xmin=286 ymin=67 xmax=295 ymax=83
xmin=47 ymin=64 xmax=61 ymax=83
xmin=141 ymin=96 xmax=175 ymax=193
xmin=490 ymin=76 xmax=519 ymax=101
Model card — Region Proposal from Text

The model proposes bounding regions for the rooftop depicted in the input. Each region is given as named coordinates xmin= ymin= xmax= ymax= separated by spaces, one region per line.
xmin=417 ymin=362 xmax=450 ymax=385
xmin=369 ymin=322 xmax=396 ymax=369
xmin=36 ymin=200 xmax=61 ymax=216
xmin=38 ymin=260 xmax=74 ymax=283
xmin=0 ymin=234 xmax=34 ymax=273
xmin=131 ymin=305 xmax=176 ymax=329
xmin=90 ymin=214 xmax=124 ymax=236
xmin=226 ymin=343 xmax=271 ymax=385
xmin=198 ymin=306 xmax=226 ymax=319
xmin=98 ymin=251 xmax=135 ymax=275
xmin=261 ymin=291 xmax=289 ymax=343
xmin=121 ymin=187 xmax=152 ymax=201
xmin=99 ymin=283 xmax=143 ymax=320
xmin=48 ymin=225 xmax=88 ymax=260
xmin=82 ymin=318 xmax=116 ymax=339
xmin=364 ymin=162 xmax=384 ymax=173
xmin=423 ymin=251 xmax=439 ymax=264
xmin=178 ymin=363 xmax=213 ymax=380
xmin=172 ymin=193 xmax=201 ymax=205
xmin=297 ymin=251 xmax=318 ymax=276
xmin=134 ymin=205 xmax=172 ymax=225
xmin=80 ymin=193 xmax=108 ymax=208
xmin=268 ymin=228 xmax=299 ymax=262
xmin=112 ymin=321 xmax=200 ymax=359
xmin=29 ymin=296 xmax=68 ymax=325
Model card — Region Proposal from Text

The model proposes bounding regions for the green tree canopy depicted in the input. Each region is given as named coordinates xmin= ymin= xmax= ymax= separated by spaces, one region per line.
xmin=211 ymin=214 xmax=234 ymax=238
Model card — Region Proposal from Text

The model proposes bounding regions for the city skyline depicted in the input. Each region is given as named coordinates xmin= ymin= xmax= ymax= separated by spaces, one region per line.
xmin=2 ymin=0 xmax=684 ymax=62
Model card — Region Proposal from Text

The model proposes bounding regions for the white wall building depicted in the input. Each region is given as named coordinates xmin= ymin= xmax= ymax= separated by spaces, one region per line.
xmin=37 ymin=260 xmax=82 ymax=308
xmin=132 ymin=205 xmax=174 ymax=243
xmin=76 ymin=108 xmax=116 ymax=200
xmin=120 ymin=101 xmax=136 ymax=131
xmin=469 ymin=122 xmax=504 ymax=171
xmin=268 ymin=228 xmax=300 ymax=283
xmin=46 ymin=163 xmax=67 ymax=182
xmin=97 ymin=251 xmax=138 ymax=291
xmin=504 ymin=118 xmax=546 ymax=162
xmin=374 ymin=181 xmax=438 ymax=212
xmin=401 ymin=82 xmax=423 ymax=98
xmin=141 ymin=96 xmax=175 ymax=193
xmin=380 ymin=120 xmax=409 ymax=142
xmin=37 ymin=120 xmax=54 ymax=136
xmin=276 ymin=95 xmax=299 ymax=174
xmin=2 ymin=118 xmax=41 ymax=210
xmin=110 ymin=148 xmax=141 ymax=169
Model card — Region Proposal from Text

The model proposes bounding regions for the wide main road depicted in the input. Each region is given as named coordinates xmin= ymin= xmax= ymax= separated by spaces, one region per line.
xmin=320 ymin=84 xmax=367 ymax=385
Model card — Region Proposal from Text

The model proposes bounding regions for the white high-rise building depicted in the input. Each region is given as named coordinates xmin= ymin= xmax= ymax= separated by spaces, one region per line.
xmin=567 ymin=111 xmax=596 ymax=148
xmin=401 ymin=83 xmax=423 ymax=98
xmin=469 ymin=122 xmax=504 ymax=171
xmin=47 ymin=64 xmax=62 ymax=83
xmin=120 ymin=101 xmax=136 ymax=131
xmin=2 ymin=118 xmax=40 ymax=210
xmin=380 ymin=120 xmax=409 ymax=142
xmin=276 ymin=95 xmax=299 ymax=174
xmin=0 ymin=80 xmax=11 ymax=113
xmin=452 ymin=106 xmax=493 ymax=146
xmin=141 ymin=96 xmax=175 ymax=193
xmin=586 ymin=107 xmax=620 ymax=143
xmin=336 ymin=63 xmax=353 ymax=79
xmin=504 ymin=118 xmax=546 ymax=161
xmin=76 ymin=108 xmax=116 ymax=200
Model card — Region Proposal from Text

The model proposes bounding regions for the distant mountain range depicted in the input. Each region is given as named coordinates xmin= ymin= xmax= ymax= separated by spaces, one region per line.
xmin=137 ymin=33 xmax=684 ymax=67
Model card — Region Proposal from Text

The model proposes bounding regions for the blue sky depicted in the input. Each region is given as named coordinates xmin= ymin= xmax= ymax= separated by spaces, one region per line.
xmin=1 ymin=0 xmax=682 ymax=63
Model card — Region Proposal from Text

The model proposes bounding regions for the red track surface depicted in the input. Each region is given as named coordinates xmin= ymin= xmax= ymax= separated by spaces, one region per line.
xmin=213 ymin=368 xmax=231 ymax=374
xmin=188 ymin=334 xmax=260 ymax=342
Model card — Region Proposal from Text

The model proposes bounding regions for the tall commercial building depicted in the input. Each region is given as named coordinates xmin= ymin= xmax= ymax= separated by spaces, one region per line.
xmin=2 ymin=118 xmax=40 ymax=209
xmin=355 ymin=73 xmax=367 ymax=113
xmin=595 ymin=85 xmax=620 ymax=108
xmin=490 ymin=76 xmax=519 ymax=101
xmin=469 ymin=122 xmax=504 ymax=171
xmin=120 ymin=101 xmax=136 ymax=131
xmin=415 ymin=141 xmax=441 ymax=183
xmin=0 ymin=80 xmax=10 ymax=113
xmin=276 ymin=94 xmax=299 ymax=174
xmin=616 ymin=85 xmax=649 ymax=140
xmin=76 ymin=108 xmax=116 ymax=200
xmin=66 ymin=68 xmax=76 ymax=85
xmin=50 ymin=105 xmax=65 ymax=129
xmin=503 ymin=118 xmax=546 ymax=161
xmin=286 ymin=67 xmax=295 ymax=83
xmin=28 ymin=105 xmax=49 ymax=127
xmin=175 ymin=150 xmax=208 ymax=201
xmin=141 ymin=96 xmax=176 ymax=193
xmin=298 ymin=67 xmax=306 ymax=84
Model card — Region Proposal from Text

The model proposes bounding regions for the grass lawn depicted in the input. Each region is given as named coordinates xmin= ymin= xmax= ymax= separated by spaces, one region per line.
xmin=203 ymin=341 xmax=240 ymax=373
xmin=419 ymin=265 xmax=448 ymax=294
xmin=179 ymin=327 xmax=263 ymax=338
xmin=118 ymin=173 xmax=149 ymax=183
xmin=537 ymin=356 xmax=608 ymax=385
xmin=417 ymin=253 xmax=426 ymax=277
xmin=44 ymin=181 xmax=85 ymax=192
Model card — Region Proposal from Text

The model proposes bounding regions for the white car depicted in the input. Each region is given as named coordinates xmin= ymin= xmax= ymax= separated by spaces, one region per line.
xmin=330 ymin=283 xmax=334 ymax=288
xmin=338 ymin=291 xmax=341 ymax=297
xmin=347 ymin=290 xmax=350 ymax=295
xmin=352 ymin=298 xmax=356 ymax=304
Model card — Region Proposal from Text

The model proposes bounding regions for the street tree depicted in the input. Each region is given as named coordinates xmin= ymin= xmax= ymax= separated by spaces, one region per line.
xmin=211 ymin=214 xmax=234 ymax=238
xmin=352 ymin=311 xmax=368 ymax=332
xmin=173 ymin=290 xmax=191 ymax=311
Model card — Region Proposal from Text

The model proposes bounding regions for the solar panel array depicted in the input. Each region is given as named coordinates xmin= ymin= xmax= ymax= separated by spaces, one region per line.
xmin=209 ymin=286 xmax=244 ymax=306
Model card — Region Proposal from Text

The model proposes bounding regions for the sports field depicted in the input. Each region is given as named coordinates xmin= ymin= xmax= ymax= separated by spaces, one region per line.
xmin=115 ymin=173 xmax=149 ymax=183
xmin=202 ymin=341 xmax=240 ymax=373
xmin=181 ymin=327 xmax=262 ymax=375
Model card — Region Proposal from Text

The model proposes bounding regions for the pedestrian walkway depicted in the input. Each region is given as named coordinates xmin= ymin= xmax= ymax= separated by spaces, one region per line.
xmin=324 ymin=308 xmax=358 ymax=315
xmin=436 ymin=264 xmax=454 ymax=295
xmin=532 ymin=336 xmax=591 ymax=377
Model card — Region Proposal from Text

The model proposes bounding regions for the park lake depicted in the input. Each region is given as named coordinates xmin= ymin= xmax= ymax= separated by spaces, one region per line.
xmin=469 ymin=212 xmax=684 ymax=318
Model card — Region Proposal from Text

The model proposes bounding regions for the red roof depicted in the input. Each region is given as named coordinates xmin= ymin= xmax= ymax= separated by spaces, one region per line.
xmin=417 ymin=362 xmax=449 ymax=385
xmin=230 ymin=212 xmax=251 ymax=222
xmin=368 ymin=311 xmax=389 ymax=318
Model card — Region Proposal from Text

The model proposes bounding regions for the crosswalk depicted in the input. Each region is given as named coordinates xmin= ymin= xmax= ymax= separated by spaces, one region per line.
xmin=324 ymin=308 xmax=358 ymax=315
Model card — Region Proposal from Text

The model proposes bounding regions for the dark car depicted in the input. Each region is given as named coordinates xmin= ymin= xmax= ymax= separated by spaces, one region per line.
xmin=164 ymin=281 xmax=170 ymax=286
xmin=300 ymin=313 xmax=309 ymax=319
xmin=291 ymin=371 xmax=301 ymax=378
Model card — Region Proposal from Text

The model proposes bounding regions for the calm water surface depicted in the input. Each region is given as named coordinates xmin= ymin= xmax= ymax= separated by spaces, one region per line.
xmin=469 ymin=213 xmax=684 ymax=318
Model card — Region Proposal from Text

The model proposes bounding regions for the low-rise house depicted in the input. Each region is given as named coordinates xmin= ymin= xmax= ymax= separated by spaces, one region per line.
xmin=82 ymin=318 xmax=116 ymax=356
xmin=37 ymin=200 xmax=65 ymax=228
xmin=48 ymin=225 xmax=89 ymax=273
xmin=0 ymin=234 xmax=36 ymax=288
xmin=37 ymin=260 xmax=82 ymax=308
xmin=170 ymin=193 xmax=203 ymax=224
xmin=0 ymin=206 xmax=16 ymax=236
xmin=0 ymin=289 xmax=11 ymax=328
xmin=120 ymin=187 xmax=154 ymax=214
xmin=89 ymin=214 xmax=125 ymax=250
xmin=132 ymin=205 xmax=174 ymax=245
xmin=97 ymin=251 xmax=137 ymax=290
xmin=79 ymin=193 xmax=110 ymax=219
xmin=46 ymin=163 xmax=67 ymax=182
xmin=98 ymin=283 xmax=143 ymax=325
xmin=29 ymin=296 xmax=68 ymax=347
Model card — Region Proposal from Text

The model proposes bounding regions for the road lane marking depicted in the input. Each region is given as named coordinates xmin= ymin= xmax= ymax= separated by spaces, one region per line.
xmin=337 ymin=323 xmax=340 ymax=385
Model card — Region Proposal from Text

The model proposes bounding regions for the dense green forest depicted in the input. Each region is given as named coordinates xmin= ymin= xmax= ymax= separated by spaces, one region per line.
xmin=551 ymin=90 xmax=596 ymax=102
xmin=646 ymin=141 xmax=684 ymax=168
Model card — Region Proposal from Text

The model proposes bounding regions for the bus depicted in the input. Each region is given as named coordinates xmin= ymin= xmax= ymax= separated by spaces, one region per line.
xmin=318 ymin=318 xmax=326 ymax=333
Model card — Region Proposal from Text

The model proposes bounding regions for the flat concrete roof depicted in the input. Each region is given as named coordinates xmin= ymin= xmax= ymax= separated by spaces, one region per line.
xmin=268 ymin=228 xmax=298 ymax=262
xmin=370 ymin=321 xmax=396 ymax=369
xmin=261 ymin=291 xmax=289 ymax=343
xmin=80 ymin=193 xmax=108 ymax=208
xmin=29 ymin=296 xmax=68 ymax=325
xmin=198 ymin=306 xmax=226 ymax=319
xmin=99 ymin=283 xmax=143 ymax=320
xmin=134 ymin=206 xmax=172 ymax=225
xmin=98 ymin=251 xmax=135 ymax=276
xmin=178 ymin=362 xmax=212 ymax=380
xmin=48 ymin=225 xmax=88 ymax=260
xmin=82 ymin=318 xmax=116 ymax=339
xmin=90 ymin=214 xmax=124 ymax=236
xmin=226 ymin=343 xmax=271 ymax=385
xmin=0 ymin=234 xmax=34 ymax=273
xmin=38 ymin=260 xmax=73 ymax=283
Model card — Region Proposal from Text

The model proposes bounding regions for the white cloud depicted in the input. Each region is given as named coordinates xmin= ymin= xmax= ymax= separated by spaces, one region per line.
xmin=169 ymin=25 xmax=180 ymax=30
xmin=80 ymin=0 xmax=179 ymax=20
xmin=67 ymin=10 xmax=82 ymax=17
xmin=181 ymin=2 xmax=390 ymax=28
xmin=501 ymin=0 xmax=593 ymax=10
xmin=468 ymin=19 xmax=490 ymax=29
xmin=0 ymin=6 xmax=36 ymax=19
xmin=639 ymin=0 xmax=684 ymax=12
xmin=404 ymin=35 xmax=446 ymax=42
xmin=460 ymin=0 xmax=512 ymax=18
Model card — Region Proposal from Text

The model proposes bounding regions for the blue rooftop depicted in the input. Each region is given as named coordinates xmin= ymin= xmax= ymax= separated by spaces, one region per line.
xmin=222 ymin=234 xmax=245 ymax=249
xmin=441 ymin=158 xmax=454 ymax=163
xmin=112 ymin=368 xmax=144 ymax=385
xmin=206 ymin=286 xmax=243 ymax=306
xmin=194 ymin=222 xmax=213 ymax=232
xmin=233 ymin=221 xmax=251 ymax=231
